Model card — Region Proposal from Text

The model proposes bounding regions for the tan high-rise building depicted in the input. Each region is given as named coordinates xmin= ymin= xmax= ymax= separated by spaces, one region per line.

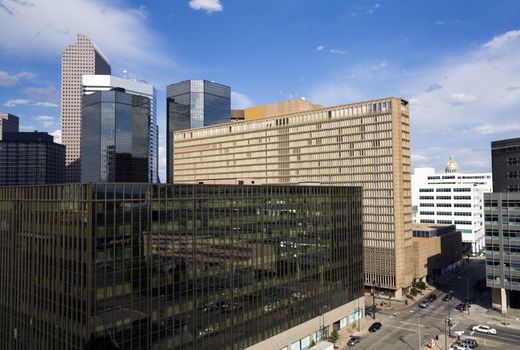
xmin=61 ymin=34 xmax=111 ymax=182
xmin=173 ymin=97 xmax=414 ymax=296
xmin=243 ymin=98 xmax=321 ymax=120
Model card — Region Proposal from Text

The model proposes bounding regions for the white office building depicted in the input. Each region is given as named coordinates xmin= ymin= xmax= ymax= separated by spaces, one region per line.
xmin=412 ymin=157 xmax=492 ymax=255
xmin=82 ymin=75 xmax=159 ymax=182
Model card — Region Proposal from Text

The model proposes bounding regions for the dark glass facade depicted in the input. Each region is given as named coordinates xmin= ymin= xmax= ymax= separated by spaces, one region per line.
xmin=486 ymin=137 xmax=520 ymax=299
xmin=166 ymin=80 xmax=231 ymax=182
xmin=0 ymin=183 xmax=363 ymax=350
xmin=0 ymin=113 xmax=19 ymax=140
xmin=81 ymin=89 xmax=150 ymax=183
xmin=0 ymin=132 xmax=65 ymax=186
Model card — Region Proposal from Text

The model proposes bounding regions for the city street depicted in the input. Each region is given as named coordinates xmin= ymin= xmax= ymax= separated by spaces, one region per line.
xmin=339 ymin=258 xmax=520 ymax=350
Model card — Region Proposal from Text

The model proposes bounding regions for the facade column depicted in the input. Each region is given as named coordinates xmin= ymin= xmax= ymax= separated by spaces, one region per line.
xmin=501 ymin=288 xmax=508 ymax=315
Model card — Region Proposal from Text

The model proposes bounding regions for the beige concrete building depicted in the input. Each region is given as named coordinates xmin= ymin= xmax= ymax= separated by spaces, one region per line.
xmin=412 ymin=224 xmax=463 ymax=282
xmin=173 ymin=97 xmax=414 ymax=297
xmin=61 ymin=34 xmax=111 ymax=182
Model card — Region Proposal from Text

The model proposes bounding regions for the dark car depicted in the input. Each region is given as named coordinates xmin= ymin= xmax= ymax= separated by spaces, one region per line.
xmin=442 ymin=294 xmax=453 ymax=301
xmin=460 ymin=339 xmax=478 ymax=349
xmin=456 ymin=303 xmax=468 ymax=311
xmin=347 ymin=336 xmax=361 ymax=346
xmin=426 ymin=294 xmax=437 ymax=302
xmin=368 ymin=322 xmax=382 ymax=332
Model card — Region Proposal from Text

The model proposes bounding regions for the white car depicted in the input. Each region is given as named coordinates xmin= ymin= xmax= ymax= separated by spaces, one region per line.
xmin=448 ymin=345 xmax=470 ymax=350
xmin=472 ymin=324 xmax=497 ymax=334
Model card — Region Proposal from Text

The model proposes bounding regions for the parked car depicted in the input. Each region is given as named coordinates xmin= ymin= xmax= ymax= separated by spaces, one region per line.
xmin=459 ymin=339 xmax=478 ymax=349
xmin=347 ymin=336 xmax=361 ymax=346
xmin=450 ymin=344 xmax=471 ymax=350
xmin=419 ymin=300 xmax=429 ymax=308
xmin=426 ymin=294 xmax=437 ymax=302
xmin=368 ymin=322 xmax=382 ymax=332
xmin=442 ymin=294 xmax=453 ymax=301
xmin=472 ymin=325 xmax=496 ymax=334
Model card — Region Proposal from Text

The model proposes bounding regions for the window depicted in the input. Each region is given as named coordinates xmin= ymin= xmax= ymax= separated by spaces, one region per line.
xmin=420 ymin=211 xmax=434 ymax=215
xmin=437 ymin=211 xmax=452 ymax=216
xmin=420 ymin=196 xmax=434 ymax=200
xmin=454 ymin=188 xmax=471 ymax=192
xmin=420 ymin=188 xmax=434 ymax=193
xmin=436 ymin=196 xmax=451 ymax=200
xmin=436 ymin=188 xmax=451 ymax=192
xmin=420 ymin=203 xmax=434 ymax=207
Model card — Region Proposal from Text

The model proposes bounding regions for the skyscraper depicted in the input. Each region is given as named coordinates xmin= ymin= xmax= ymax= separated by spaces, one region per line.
xmin=0 ymin=183 xmax=364 ymax=350
xmin=0 ymin=132 xmax=65 ymax=185
xmin=485 ymin=137 xmax=520 ymax=313
xmin=81 ymin=89 xmax=150 ymax=182
xmin=0 ymin=113 xmax=19 ymax=140
xmin=61 ymin=33 xmax=111 ymax=182
xmin=82 ymin=75 xmax=159 ymax=182
xmin=166 ymin=80 xmax=231 ymax=182
xmin=173 ymin=97 xmax=414 ymax=297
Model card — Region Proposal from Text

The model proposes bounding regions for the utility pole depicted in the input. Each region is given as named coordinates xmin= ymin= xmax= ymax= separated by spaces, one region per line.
xmin=444 ymin=317 xmax=448 ymax=350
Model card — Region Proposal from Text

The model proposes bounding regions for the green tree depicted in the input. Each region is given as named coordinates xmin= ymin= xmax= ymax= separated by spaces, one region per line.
xmin=410 ymin=287 xmax=418 ymax=296
xmin=330 ymin=329 xmax=339 ymax=345
xmin=309 ymin=339 xmax=316 ymax=348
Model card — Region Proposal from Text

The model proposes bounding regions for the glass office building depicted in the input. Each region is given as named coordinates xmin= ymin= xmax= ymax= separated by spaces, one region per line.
xmin=485 ymin=137 xmax=520 ymax=313
xmin=81 ymin=89 xmax=150 ymax=182
xmin=0 ymin=183 xmax=363 ymax=350
xmin=166 ymin=80 xmax=231 ymax=182
xmin=0 ymin=132 xmax=65 ymax=186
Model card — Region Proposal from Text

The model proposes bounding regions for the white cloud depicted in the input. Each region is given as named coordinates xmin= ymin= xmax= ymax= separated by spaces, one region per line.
xmin=50 ymin=129 xmax=62 ymax=143
xmin=316 ymin=45 xmax=325 ymax=51
xmin=450 ymin=93 xmax=477 ymax=105
xmin=20 ymin=124 xmax=35 ymax=131
xmin=0 ymin=70 xmax=35 ymax=86
xmin=0 ymin=0 xmax=174 ymax=82
xmin=435 ymin=20 xmax=445 ymax=25
xmin=34 ymin=101 xmax=59 ymax=107
xmin=483 ymin=30 xmax=520 ymax=51
xmin=469 ymin=123 xmax=520 ymax=135
xmin=189 ymin=0 xmax=223 ymax=14
xmin=4 ymin=98 xmax=30 ymax=107
xmin=36 ymin=115 xmax=55 ymax=127
xmin=309 ymin=29 xmax=520 ymax=172
xmin=411 ymin=153 xmax=428 ymax=162
xmin=330 ymin=48 xmax=346 ymax=55
xmin=231 ymin=91 xmax=254 ymax=109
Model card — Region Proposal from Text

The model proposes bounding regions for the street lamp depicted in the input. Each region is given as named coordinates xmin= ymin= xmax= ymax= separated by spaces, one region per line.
xmin=458 ymin=276 xmax=470 ymax=316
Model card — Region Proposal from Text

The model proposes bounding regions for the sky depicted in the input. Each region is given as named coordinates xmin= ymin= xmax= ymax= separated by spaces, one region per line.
xmin=1 ymin=0 xmax=520 ymax=181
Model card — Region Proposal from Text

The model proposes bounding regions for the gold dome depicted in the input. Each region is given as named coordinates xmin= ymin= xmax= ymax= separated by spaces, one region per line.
xmin=445 ymin=156 xmax=458 ymax=173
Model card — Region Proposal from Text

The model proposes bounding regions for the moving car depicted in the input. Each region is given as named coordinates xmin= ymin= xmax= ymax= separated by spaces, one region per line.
xmin=347 ymin=336 xmax=361 ymax=346
xmin=449 ymin=344 xmax=471 ymax=350
xmin=442 ymin=294 xmax=453 ymax=301
xmin=368 ymin=322 xmax=382 ymax=332
xmin=472 ymin=325 xmax=496 ymax=334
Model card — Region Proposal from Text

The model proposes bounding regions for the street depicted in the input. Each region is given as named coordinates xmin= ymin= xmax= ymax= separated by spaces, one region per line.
xmin=339 ymin=258 xmax=520 ymax=350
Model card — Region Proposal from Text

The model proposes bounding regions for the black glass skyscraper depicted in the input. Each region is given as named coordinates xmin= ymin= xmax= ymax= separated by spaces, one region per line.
xmin=0 ymin=132 xmax=64 ymax=186
xmin=166 ymin=80 xmax=231 ymax=182
xmin=0 ymin=183 xmax=363 ymax=350
xmin=81 ymin=88 xmax=150 ymax=182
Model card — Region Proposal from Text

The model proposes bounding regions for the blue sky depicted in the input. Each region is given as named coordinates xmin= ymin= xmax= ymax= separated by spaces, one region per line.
xmin=1 ymin=0 xmax=520 ymax=180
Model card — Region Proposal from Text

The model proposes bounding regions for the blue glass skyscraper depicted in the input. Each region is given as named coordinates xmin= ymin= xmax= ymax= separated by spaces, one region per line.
xmin=81 ymin=88 xmax=150 ymax=182
xmin=166 ymin=80 xmax=231 ymax=182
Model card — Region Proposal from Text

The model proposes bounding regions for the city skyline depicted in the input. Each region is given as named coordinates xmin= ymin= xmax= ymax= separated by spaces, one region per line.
xmin=1 ymin=0 xmax=520 ymax=181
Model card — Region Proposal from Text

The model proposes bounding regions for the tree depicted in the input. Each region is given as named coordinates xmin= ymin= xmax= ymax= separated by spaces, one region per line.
xmin=309 ymin=339 xmax=316 ymax=348
xmin=330 ymin=329 xmax=339 ymax=345
xmin=410 ymin=287 xmax=418 ymax=297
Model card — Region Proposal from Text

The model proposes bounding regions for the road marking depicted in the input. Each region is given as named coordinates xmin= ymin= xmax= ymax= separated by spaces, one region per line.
xmin=473 ymin=333 xmax=520 ymax=343
xmin=387 ymin=324 xmax=421 ymax=332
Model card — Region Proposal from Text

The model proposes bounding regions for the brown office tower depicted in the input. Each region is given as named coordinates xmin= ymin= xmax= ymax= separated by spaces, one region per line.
xmin=173 ymin=97 xmax=413 ymax=297
xmin=61 ymin=33 xmax=111 ymax=182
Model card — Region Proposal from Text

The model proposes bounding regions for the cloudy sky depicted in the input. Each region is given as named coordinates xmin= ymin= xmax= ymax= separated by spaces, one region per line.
xmin=1 ymin=0 xmax=520 ymax=180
